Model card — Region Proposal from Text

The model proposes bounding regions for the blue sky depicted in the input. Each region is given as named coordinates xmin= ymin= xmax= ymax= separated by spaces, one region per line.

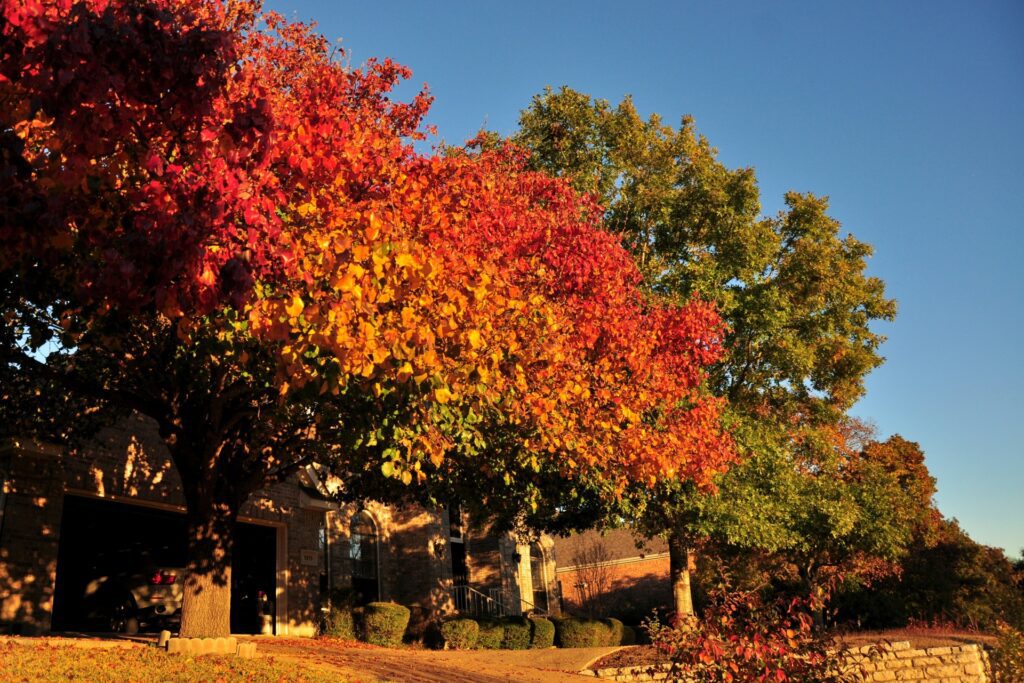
xmin=266 ymin=0 xmax=1024 ymax=555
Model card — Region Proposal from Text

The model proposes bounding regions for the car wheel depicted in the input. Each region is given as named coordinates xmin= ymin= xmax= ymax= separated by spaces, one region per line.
xmin=110 ymin=597 xmax=139 ymax=635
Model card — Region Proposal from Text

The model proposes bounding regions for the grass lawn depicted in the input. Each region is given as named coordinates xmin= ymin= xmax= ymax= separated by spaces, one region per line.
xmin=0 ymin=640 xmax=340 ymax=683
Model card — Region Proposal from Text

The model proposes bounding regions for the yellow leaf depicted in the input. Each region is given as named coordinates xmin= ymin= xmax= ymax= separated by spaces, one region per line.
xmin=366 ymin=213 xmax=382 ymax=240
xmin=467 ymin=330 xmax=483 ymax=349
xmin=397 ymin=362 xmax=414 ymax=383
xmin=285 ymin=295 xmax=304 ymax=318
xmin=434 ymin=387 xmax=453 ymax=404
xmin=395 ymin=252 xmax=418 ymax=269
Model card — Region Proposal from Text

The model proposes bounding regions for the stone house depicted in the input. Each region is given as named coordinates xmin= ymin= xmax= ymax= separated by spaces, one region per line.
xmin=554 ymin=528 xmax=670 ymax=623
xmin=0 ymin=414 xmax=558 ymax=636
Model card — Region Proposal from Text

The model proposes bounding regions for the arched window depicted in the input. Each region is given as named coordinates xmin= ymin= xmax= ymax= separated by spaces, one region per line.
xmin=529 ymin=543 xmax=549 ymax=613
xmin=350 ymin=510 xmax=379 ymax=604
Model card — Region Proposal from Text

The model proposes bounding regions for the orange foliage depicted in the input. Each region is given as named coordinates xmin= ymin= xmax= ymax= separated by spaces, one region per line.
xmin=1 ymin=0 xmax=734 ymax=492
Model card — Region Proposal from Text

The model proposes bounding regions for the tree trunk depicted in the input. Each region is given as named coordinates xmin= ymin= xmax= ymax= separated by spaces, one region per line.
xmin=800 ymin=564 xmax=825 ymax=630
xmin=668 ymin=530 xmax=695 ymax=621
xmin=178 ymin=493 xmax=238 ymax=637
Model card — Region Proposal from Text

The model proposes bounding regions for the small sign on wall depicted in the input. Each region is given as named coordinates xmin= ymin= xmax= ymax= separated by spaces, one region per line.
xmin=300 ymin=549 xmax=319 ymax=567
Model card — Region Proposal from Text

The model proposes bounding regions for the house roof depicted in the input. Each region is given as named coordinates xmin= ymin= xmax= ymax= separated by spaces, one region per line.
xmin=552 ymin=528 xmax=667 ymax=568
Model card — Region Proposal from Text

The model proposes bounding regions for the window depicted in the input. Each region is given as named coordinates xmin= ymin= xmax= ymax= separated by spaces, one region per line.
xmin=448 ymin=503 xmax=467 ymax=585
xmin=529 ymin=543 xmax=549 ymax=613
xmin=349 ymin=510 xmax=379 ymax=603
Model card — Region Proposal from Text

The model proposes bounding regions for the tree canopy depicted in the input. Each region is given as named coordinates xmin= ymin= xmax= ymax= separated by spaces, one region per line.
xmin=512 ymin=86 xmax=903 ymax=616
xmin=0 ymin=1 xmax=732 ymax=635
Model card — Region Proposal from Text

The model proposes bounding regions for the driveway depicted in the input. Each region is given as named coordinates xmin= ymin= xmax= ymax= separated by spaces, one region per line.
xmin=255 ymin=638 xmax=619 ymax=682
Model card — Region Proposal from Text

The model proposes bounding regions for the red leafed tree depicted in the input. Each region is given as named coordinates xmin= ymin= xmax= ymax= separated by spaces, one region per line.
xmin=1 ymin=0 xmax=732 ymax=636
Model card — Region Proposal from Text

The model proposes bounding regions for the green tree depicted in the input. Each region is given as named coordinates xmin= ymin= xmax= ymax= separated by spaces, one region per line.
xmin=836 ymin=518 xmax=1024 ymax=631
xmin=513 ymin=86 xmax=898 ymax=617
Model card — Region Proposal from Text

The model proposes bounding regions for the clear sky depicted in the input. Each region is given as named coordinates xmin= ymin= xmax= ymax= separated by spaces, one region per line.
xmin=266 ymin=0 xmax=1024 ymax=555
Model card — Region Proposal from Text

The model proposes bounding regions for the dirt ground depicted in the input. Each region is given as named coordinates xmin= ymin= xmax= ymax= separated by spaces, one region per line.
xmin=835 ymin=627 xmax=995 ymax=649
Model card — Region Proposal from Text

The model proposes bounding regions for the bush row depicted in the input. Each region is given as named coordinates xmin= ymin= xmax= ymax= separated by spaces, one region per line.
xmin=439 ymin=615 xmax=557 ymax=650
xmin=438 ymin=615 xmax=634 ymax=650
xmin=322 ymin=605 xmax=637 ymax=650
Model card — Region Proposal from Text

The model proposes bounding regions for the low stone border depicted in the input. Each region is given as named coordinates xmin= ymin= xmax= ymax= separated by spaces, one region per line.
xmin=577 ymin=647 xmax=626 ymax=674
xmin=158 ymin=631 xmax=257 ymax=658
xmin=579 ymin=662 xmax=671 ymax=681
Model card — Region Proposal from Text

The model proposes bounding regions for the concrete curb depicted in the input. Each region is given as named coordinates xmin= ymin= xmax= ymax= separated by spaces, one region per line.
xmin=577 ymin=646 xmax=626 ymax=674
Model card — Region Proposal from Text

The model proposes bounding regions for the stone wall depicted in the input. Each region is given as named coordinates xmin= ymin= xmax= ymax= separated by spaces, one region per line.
xmin=582 ymin=641 xmax=991 ymax=682
xmin=849 ymin=640 xmax=989 ymax=683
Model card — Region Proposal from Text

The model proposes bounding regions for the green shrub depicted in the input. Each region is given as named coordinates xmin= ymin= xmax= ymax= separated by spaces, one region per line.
xmin=555 ymin=617 xmax=606 ymax=648
xmin=501 ymin=616 xmax=532 ymax=650
xmin=361 ymin=602 xmax=410 ymax=647
xmin=600 ymin=617 xmax=625 ymax=646
xmin=320 ymin=604 xmax=355 ymax=639
xmin=475 ymin=617 xmax=504 ymax=649
xmin=439 ymin=617 xmax=479 ymax=650
xmin=621 ymin=625 xmax=637 ymax=646
xmin=989 ymin=622 xmax=1024 ymax=682
xmin=529 ymin=616 xmax=555 ymax=648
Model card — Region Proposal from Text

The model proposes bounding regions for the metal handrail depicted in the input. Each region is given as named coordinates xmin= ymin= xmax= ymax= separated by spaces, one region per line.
xmin=503 ymin=588 xmax=548 ymax=616
xmin=450 ymin=584 xmax=551 ymax=618
xmin=450 ymin=584 xmax=509 ymax=617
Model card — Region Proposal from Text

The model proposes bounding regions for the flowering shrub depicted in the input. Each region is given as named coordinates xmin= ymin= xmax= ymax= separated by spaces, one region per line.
xmin=643 ymin=590 xmax=864 ymax=682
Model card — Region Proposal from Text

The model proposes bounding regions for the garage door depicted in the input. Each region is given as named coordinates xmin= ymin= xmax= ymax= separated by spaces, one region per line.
xmin=51 ymin=495 xmax=277 ymax=634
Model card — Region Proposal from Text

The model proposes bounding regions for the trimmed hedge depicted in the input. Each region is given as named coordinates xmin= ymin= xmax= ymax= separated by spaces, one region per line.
xmin=621 ymin=625 xmax=637 ymax=646
xmin=361 ymin=602 xmax=410 ymax=647
xmin=475 ymin=618 xmax=504 ymax=649
xmin=320 ymin=605 xmax=355 ymax=640
xmin=554 ymin=617 xmax=606 ymax=648
xmin=600 ymin=617 xmax=624 ymax=646
xmin=501 ymin=616 xmax=532 ymax=650
xmin=440 ymin=617 xmax=479 ymax=650
xmin=529 ymin=616 xmax=555 ymax=649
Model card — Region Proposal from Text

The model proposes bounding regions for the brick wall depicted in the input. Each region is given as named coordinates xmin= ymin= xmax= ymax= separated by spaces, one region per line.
xmin=557 ymin=553 xmax=670 ymax=621
xmin=1 ymin=415 xmax=559 ymax=637
xmin=0 ymin=416 xmax=326 ymax=636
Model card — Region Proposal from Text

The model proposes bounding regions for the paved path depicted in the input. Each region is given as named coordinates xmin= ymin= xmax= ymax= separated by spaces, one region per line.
xmin=256 ymin=638 xmax=619 ymax=683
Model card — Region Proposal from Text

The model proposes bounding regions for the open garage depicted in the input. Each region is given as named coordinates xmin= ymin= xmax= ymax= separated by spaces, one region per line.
xmin=50 ymin=495 xmax=277 ymax=635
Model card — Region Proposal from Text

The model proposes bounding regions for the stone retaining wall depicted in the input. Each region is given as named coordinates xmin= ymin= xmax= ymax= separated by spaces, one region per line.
xmin=582 ymin=641 xmax=991 ymax=682
xmin=850 ymin=640 xmax=989 ymax=682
